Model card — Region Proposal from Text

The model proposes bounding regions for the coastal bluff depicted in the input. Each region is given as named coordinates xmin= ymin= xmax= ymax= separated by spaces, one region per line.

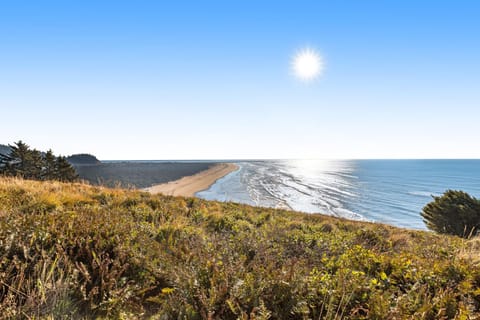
xmin=66 ymin=153 xmax=101 ymax=165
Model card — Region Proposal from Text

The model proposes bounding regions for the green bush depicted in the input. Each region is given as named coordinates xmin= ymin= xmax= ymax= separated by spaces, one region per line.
xmin=422 ymin=190 xmax=480 ymax=238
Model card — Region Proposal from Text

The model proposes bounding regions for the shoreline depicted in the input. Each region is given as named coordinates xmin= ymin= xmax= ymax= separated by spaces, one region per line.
xmin=143 ymin=163 xmax=239 ymax=197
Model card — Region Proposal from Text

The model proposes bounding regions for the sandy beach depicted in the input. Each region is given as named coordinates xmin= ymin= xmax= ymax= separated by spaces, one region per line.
xmin=73 ymin=162 xmax=215 ymax=188
xmin=144 ymin=163 xmax=238 ymax=197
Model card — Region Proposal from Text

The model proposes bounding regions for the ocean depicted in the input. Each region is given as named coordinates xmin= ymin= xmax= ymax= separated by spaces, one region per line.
xmin=196 ymin=160 xmax=480 ymax=230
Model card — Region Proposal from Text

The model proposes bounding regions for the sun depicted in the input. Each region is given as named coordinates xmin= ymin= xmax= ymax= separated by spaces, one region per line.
xmin=292 ymin=47 xmax=324 ymax=82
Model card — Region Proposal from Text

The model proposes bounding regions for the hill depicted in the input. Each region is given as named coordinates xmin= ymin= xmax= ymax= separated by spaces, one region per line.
xmin=67 ymin=153 xmax=101 ymax=165
xmin=0 ymin=177 xmax=479 ymax=318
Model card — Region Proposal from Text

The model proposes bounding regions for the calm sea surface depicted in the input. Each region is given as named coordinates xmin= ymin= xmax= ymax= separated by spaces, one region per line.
xmin=197 ymin=160 xmax=480 ymax=229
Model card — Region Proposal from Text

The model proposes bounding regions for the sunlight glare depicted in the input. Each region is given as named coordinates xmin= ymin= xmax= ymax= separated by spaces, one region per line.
xmin=292 ymin=47 xmax=324 ymax=81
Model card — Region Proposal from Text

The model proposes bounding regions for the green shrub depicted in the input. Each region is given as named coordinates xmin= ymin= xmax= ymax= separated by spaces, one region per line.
xmin=422 ymin=190 xmax=480 ymax=238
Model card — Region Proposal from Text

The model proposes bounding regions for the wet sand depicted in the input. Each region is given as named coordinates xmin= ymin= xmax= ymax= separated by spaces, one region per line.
xmin=144 ymin=163 xmax=239 ymax=197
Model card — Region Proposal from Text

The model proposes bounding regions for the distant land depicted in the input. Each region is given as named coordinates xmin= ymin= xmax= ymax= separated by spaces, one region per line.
xmin=66 ymin=153 xmax=101 ymax=165
xmin=0 ymin=143 xmax=217 ymax=189
xmin=73 ymin=161 xmax=214 ymax=188
xmin=60 ymin=150 xmax=217 ymax=188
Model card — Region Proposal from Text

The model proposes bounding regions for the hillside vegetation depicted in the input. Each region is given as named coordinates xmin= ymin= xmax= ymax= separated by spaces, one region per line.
xmin=0 ymin=178 xmax=479 ymax=319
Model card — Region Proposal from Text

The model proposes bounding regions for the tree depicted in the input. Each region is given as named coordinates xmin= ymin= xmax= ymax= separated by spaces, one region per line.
xmin=55 ymin=156 xmax=78 ymax=182
xmin=0 ymin=141 xmax=78 ymax=182
xmin=43 ymin=149 xmax=56 ymax=180
xmin=28 ymin=149 xmax=44 ymax=180
xmin=7 ymin=141 xmax=32 ymax=177
xmin=421 ymin=190 xmax=480 ymax=238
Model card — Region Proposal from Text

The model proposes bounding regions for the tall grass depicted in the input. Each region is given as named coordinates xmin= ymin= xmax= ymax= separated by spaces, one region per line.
xmin=0 ymin=177 xmax=479 ymax=319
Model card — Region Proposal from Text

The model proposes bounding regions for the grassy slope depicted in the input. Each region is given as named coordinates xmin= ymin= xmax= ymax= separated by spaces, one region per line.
xmin=0 ymin=177 xmax=479 ymax=319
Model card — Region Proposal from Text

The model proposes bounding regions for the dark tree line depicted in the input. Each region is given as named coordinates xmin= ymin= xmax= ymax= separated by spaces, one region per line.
xmin=0 ymin=141 xmax=78 ymax=182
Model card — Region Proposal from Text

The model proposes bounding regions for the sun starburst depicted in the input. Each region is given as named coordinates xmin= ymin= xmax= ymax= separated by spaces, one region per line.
xmin=292 ymin=48 xmax=324 ymax=82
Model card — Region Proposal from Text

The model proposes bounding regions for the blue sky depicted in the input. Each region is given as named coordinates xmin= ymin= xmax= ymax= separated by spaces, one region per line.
xmin=1 ymin=1 xmax=479 ymax=159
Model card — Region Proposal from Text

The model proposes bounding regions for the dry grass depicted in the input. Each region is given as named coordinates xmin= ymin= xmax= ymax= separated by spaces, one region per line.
xmin=0 ymin=177 xmax=479 ymax=319
xmin=458 ymin=237 xmax=480 ymax=266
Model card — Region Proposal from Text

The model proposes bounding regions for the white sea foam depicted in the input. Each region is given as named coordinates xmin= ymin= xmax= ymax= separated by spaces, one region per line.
xmin=199 ymin=160 xmax=365 ymax=221
xmin=407 ymin=191 xmax=440 ymax=198
xmin=196 ymin=160 xmax=480 ymax=230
